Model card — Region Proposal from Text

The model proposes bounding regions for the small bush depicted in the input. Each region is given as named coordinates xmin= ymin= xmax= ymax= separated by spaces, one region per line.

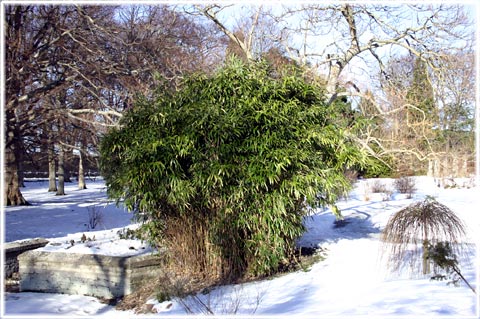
xmin=394 ymin=176 xmax=416 ymax=198
xmin=370 ymin=180 xmax=389 ymax=193
xmin=86 ymin=205 xmax=103 ymax=230
xmin=381 ymin=189 xmax=394 ymax=201
xmin=364 ymin=180 xmax=392 ymax=201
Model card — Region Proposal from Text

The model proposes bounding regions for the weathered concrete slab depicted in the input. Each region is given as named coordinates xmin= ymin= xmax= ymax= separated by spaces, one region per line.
xmin=4 ymin=238 xmax=49 ymax=278
xmin=18 ymin=250 xmax=164 ymax=299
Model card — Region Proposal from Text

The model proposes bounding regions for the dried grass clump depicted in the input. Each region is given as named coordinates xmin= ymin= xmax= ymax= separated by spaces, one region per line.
xmin=381 ymin=196 xmax=467 ymax=276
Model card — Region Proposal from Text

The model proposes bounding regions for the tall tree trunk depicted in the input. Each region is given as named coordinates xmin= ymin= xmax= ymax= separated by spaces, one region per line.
xmin=427 ymin=160 xmax=434 ymax=177
xmin=4 ymin=138 xmax=29 ymax=206
xmin=452 ymin=156 xmax=459 ymax=178
xmin=48 ymin=140 xmax=57 ymax=192
xmin=78 ymin=148 xmax=86 ymax=190
xmin=435 ymin=158 xmax=442 ymax=180
xmin=56 ymin=146 xmax=66 ymax=196
xmin=461 ymin=155 xmax=467 ymax=177
xmin=422 ymin=215 xmax=430 ymax=275
xmin=17 ymin=136 xmax=26 ymax=187
xmin=64 ymin=167 xmax=72 ymax=183
xmin=326 ymin=63 xmax=342 ymax=104
xmin=18 ymin=159 xmax=25 ymax=188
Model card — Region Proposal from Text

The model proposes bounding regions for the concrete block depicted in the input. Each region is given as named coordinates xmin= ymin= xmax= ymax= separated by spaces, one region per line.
xmin=18 ymin=250 xmax=164 ymax=299
xmin=4 ymin=238 xmax=49 ymax=278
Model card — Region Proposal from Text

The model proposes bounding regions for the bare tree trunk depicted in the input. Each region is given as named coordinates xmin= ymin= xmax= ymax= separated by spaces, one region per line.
xmin=422 ymin=215 xmax=430 ymax=275
xmin=427 ymin=160 xmax=434 ymax=177
xmin=434 ymin=158 xmax=440 ymax=179
xmin=452 ymin=156 xmax=459 ymax=178
xmin=78 ymin=148 xmax=86 ymax=190
xmin=462 ymin=155 xmax=466 ymax=177
xmin=4 ymin=141 xmax=29 ymax=206
xmin=326 ymin=63 xmax=342 ymax=104
xmin=56 ymin=146 xmax=66 ymax=196
xmin=444 ymin=157 xmax=451 ymax=178
xmin=16 ymin=138 xmax=26 ymax=188
xmin=48 ymin=140 xmax=57 ymax=192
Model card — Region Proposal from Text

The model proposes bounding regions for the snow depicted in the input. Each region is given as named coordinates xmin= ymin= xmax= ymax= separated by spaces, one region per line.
xmin=39 ymin=235 xmax=154 ymax=257
xmin=4 ymin=179 xmax=134 ymax=243
xmin=2 ymin=176 xmax=479 ymax=317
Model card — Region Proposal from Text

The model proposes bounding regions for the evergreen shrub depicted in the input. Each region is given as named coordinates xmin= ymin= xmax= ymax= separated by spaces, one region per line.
xmin=100 ymin=59 xmax=371 ymax=282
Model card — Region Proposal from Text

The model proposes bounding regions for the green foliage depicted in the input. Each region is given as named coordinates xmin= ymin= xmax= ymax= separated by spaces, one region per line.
xmin=359 ymin=154 xmax=394 ymax=178
xmin=100 ymin=58 xmax=372 ymax=280
xmin=427 ymin=241 xmax=457 ymax=270
xmin=406 ymin=57 xmax=436 ymax=122
xmin=427 ymin=241 xmax=476 ymax=293
xmin=335 ymin=93 xmax=394 ymax=178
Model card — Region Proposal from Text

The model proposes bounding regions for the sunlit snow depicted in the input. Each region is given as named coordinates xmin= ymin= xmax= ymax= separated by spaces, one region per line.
xmin=3 ymin=176 xmax=479 ymax=317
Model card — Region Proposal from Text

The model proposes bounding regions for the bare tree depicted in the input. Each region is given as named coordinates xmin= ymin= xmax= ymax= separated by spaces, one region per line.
xmin=4 ymin=5 xmax=65 ymax=205
xmin=193 ymin=5 xmax=286 ymax=63
xmin=197 ymin=4 xmax=475 ymax=175
xmin=4 ymin=5 xmax=121 ymax=204
xmin=4 ymin=4 xmax=222 ymax=205
xmin=430 ymin=52 xmax=475 ymax=179
xmin=274 ymin=4 xmax=473 ymax=101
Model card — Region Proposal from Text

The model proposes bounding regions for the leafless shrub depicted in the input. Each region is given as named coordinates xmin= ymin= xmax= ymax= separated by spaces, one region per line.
xmin=381 ymin=189 xmax=394 ymax=201
xmin=370 ymin=180 xmax=388 ymax=193
xmin=394 ymin=176 xmax=417 ymax=198
xmin=344 ymin=169 xmax=358 ymax=184
xmin=381 ymin=196 xmax=468 ymax=276
xmin=363 ymin=180 xmax=393 ymax=201
xmin=86 ymin=205 xmax=104 ymax=230
xmin=179 ymin=285 xmax=264 ymax=315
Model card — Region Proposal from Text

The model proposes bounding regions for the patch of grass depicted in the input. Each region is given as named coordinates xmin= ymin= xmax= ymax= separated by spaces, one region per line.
xmin=277 ymin=246 xmax=328 ymax=274
xmin=298 ymin=251 xmax=327 ymax=272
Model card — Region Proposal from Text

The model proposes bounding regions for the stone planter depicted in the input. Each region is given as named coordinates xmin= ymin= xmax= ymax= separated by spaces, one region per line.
xmin=18 ymin=250 xmax=164 ymax=299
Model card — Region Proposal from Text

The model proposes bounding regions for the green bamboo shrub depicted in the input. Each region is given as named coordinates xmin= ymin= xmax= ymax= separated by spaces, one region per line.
xmin=100 ymin=58 xmax=371 ymax=282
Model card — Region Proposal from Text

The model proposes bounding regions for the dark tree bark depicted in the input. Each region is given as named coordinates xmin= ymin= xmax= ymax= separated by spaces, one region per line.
xmin=5 ymin=143 xmax=29 ymax=206
xmin=4 ymin=5 xmax=223 ymax=205
xmin=4 ymin=107 xmax=29 ymax=206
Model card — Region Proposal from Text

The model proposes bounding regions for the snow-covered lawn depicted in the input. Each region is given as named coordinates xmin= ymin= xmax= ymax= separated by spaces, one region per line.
xmin=2 ymin=177 xmax=479 ymax=317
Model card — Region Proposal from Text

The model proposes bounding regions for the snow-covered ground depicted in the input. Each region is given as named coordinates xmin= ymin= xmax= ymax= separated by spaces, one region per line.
xmin=2 ymin=176 xmax=479 ymax=317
